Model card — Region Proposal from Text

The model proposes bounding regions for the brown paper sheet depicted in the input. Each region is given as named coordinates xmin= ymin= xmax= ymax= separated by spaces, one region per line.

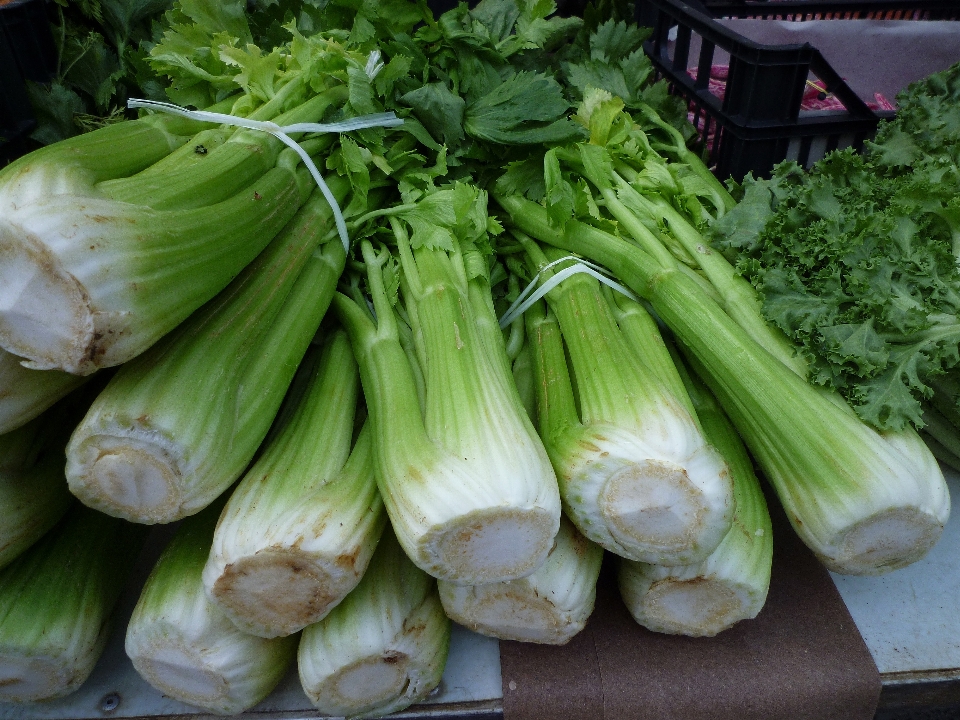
xmin=500 ymin=492 xmax=881 ymax=720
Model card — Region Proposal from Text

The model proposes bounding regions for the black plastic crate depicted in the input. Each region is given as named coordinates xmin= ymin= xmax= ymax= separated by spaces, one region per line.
xmin=637 ymin=0 xmax=960 ymax=181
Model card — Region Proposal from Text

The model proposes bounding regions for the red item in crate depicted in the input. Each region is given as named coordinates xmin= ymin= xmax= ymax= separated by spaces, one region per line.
xmin=686 ymin=64 xmax=896 ymax=152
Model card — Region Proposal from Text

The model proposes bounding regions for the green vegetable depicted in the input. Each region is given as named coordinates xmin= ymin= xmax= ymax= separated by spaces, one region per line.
xmin=0 ymin=505 xmax=144 ymax=702
xmin=1 ymin=20 xmax=393 ymax=375
xmin=439 ymin=514 xmax=602 ymax=644
xmin=0 ymin=413 xmax=75 ymax=570
xmin=494 ymin=100 xmax=951 ymax=574
xmin=65 ymin=181 xmax=349 ymax=523
xmin=710 ymin=62 xmax=960 ymax=432
xmin=203 ymin=332 xmax=386 ymax=639
xmin=619 ymin=350 xmax=773 ymax=637
xmin=332 ymin=184 xmax=561 ymax=585
xmin=125 ymin=496 xmax=297 ymax=715
xmin=297 ymin=529 xmax=450 ymax=719
xmin=0 ymin=349 xmax=85 ymax=435
xmin=518 ymin=239 xmax=734 ymax=565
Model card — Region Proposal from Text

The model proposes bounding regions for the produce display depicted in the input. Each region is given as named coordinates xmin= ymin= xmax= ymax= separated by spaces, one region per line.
xmin=0 ymin=0 xmax=958 ymax=715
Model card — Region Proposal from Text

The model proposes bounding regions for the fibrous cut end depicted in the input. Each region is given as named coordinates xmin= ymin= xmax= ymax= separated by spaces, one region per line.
xmin=441 ymin=586 xmax=584 ymax=644
xmin=420 ymin=506 xmax=559 ymax=585
xmin=0 ymin=653 xmax=82 ymax=702
xmin=67 ymin=434 xmax=183 ymax=524
xmin=211 ymin=551 xmax=349 ymax=638
xmin=599 ymin=460 xmax=705 ymax=558
xmin=0 ymin=218 xmax=96 ymax=375
xmin=129 ymin=642 xmax=230 ymax=711
xmin=821 ymin=506 xmax=945 ymax=575
xmin=632 ymin=577 xmax=752 ymax=637
xmin=309 ymin=653 xmax=413 ymax=714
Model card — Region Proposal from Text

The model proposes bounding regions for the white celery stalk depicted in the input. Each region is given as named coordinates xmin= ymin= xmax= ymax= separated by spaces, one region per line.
xmin=65 ymin=182 xmax=349 ymax=523
xmin=0 ymin=89 xmax=346 ymax=376
xmin=439 ymin=515 xmax=602 ymax=644
xmin=0 ymin=348 xmax=87 ymax=435
xmin=331 ymin=187 xmax=560 ymax=585
xmin=498 ymin=193 xmax=950 ymax=575
xmin=126 ymin=498 xmax=297 ymax=715
xmin=0 ymin=505 xmax=144 ymax=702
xmin=619 ymin=352 xmax=773 ymax=637
xmin=203 ymin=332 xmax=386 ymax=638
xmin=519 ymin=239 xmax=733 ymax=565
xmin=0 ymin=411 xmax=75 ymax=570
xmin=298 ymin=530 xmax=451 ymax=719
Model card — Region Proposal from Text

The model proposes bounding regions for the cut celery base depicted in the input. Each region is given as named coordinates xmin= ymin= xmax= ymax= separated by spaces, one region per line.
xmin=418 ymin=506 xmax=557 ymax=586
xmin=0 ymin=219 xmax=93 ymax=374
xmin=0 ymin=653 xmax=86 ymax=703
xmin=440 ymin=586 xmax=586 ymax=645
xmin=67 ymin=433 xmax=182 ymax=524
xmin=620 ymin=573 xmax=759 ymax=638
xmin=822 ymin=506 xmax=945 ymax=575
xmin=317 ymin=654 xmax=413 ymax=712
xmin=210 ymin=551 xmax=348 ymax=638
xmin=599 ymin=460 xmax=706 ymax=551
xmin=130 ymin=638 xmax=230 ymax=709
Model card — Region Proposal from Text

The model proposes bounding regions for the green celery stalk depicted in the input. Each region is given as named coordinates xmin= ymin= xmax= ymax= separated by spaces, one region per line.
xmin=0 ymin=155 xmax=313 ymax=375
xmin=0 ymin=412 xmax=74 ymax=570
xmin=125 ymin=497 xmax=297 ymax=714
xmin=0 ymin=505 xmax=145 ymax=702
xmin=619 ymin=349 xmax=773 ymax=637
xmin=518 ymin=238 xmax=733 ymax=565
xmin=203 ymin=332 xmax=386 ymax=639
xmin=332 ymin=214 xmax=561 ymax=584
xmin=497 ymin=192 xmax=950 ymax=575
xmin=0 ymin=349 xmax=85 ymax=434
xmin=65 ymin=179 xmax=350 ymax=523
xmin=298 ymin=529 xmax=451 ymax=718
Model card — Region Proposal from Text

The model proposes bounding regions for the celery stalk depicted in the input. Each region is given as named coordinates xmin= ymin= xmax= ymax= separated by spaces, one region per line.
xmin=619 ymin=351 xmax=773 ymax=637
xmin=0 ymin=349 xmax=85 ymax=435
xmin=298 ymin=530 xmax=450 ymax=718
xmin=0 ymin=413 xmax=74 ymax=570
xmin=126 ymin=498 xmax=297 ymax=715
xmin=497 ymin=193 xmax=950 ymax=575
xmin=65 ymin=180 xmax=349 ymax=523
xmin=520 ymin=240 xmax=733 ymax=565
xmin=203 ymin=333 xmax=385 ymax=639
xmin=333 ymin=225 xmax=561 ymax=584
xmin=0 ymin=506 xmax=145 ymax=702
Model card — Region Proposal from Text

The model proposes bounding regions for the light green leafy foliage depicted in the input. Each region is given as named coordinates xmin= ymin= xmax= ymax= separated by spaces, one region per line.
xmin=711 ymin=62 xmax=960 ymax=431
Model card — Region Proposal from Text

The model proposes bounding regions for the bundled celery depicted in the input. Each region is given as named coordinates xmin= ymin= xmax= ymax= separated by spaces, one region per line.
xmin=0 ymin=14 xmax=402 ymax=376
xmin=203 ymin=332 xmax=385 ymax=639
xmin=0 ymin=505 xmax=144 ymax=702
xmin=0 ymin=413 xmax=74 ymax=570
xmin=439 ymin=515 xmax=602 ymax=644
xmin=298 ymin=529 xmax=450 ymax=719
xmin=126 ymin=497 xmax=298 ymax=715
xmin=516 ymin=238 xmax=733 ymax=565
xmin=495 ymin=94 xmax=950 ymax=575
xmin=66 ymin=180 xmax=350 ymax=523
xmin=333 ymin=184 xmax=561 ymax=585
xmin=619 ymin=350 xmax=773 ymax=637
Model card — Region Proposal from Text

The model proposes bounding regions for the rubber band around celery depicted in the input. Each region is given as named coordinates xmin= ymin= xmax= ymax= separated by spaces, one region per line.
xmin=127 ymin=98 xmax=404 ymax=254
xmin=498 ymin=256 xmax=639 ymax=329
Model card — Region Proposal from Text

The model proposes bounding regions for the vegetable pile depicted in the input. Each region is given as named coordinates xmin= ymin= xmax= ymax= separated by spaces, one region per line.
xmin=711 ymin=63 xmax=960 ymax=463
xmin=0 ymin=0 xmax=955 ymax=716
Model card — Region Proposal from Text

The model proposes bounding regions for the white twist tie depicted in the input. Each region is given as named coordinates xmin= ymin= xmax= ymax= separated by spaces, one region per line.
xmin=128 ymin=98 xmax=404 ymax=253
xmin=499 ymin=255 xmax=639 ymax=329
